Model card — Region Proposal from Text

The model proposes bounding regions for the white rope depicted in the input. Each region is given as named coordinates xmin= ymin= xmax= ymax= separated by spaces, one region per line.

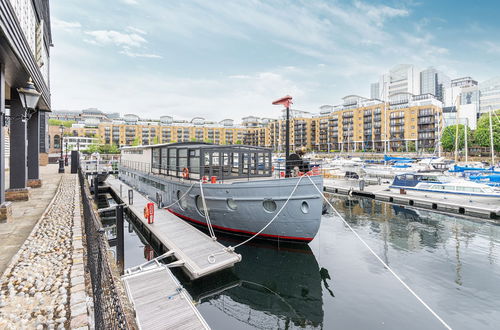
xmin=199 ymin=181 xmax=216 ymax=240
xmin=305 ymin=175 xmax=452 ymax=330
xmin=162 ymin=182 xmax=196 ymax=209
xmin=208 ymin=175 xmax=305 ymax=263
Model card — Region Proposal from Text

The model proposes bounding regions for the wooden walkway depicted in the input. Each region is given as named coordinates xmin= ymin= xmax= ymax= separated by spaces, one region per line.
xmin=122 ymin=258 xmax=210 ymax=330
xmin=106 ymin=176 xmax=241 ymax=279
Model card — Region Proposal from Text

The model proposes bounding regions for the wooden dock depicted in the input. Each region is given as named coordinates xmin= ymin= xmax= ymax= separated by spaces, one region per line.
xmin=324 ymin=179 xmax=500 ymax=220
xmin=106 ymin=176 xmax=241 ymax=280
xmin=122 ymin=257 xmax=210 ymax=330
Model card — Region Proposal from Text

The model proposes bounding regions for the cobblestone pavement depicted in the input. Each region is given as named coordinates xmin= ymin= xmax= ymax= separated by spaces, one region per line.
xmin=0 ymin=164 xmax=62 ymax=274
xmin=0 ymin=174 xmax=90 ymax=329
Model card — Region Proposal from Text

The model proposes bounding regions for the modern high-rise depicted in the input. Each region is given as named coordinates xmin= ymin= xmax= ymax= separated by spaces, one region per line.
xmin=479 ymin=77 xmax=500 ymax=115
xmin=370 ymin=82 xmax=380 ymax=99
xmin=420 ymin=67 xmax=450 ymax=102
xmin=373 ymin=64 xmax=421 ymax=101
xmin=443 ymin=77 xmax=479 ymax=129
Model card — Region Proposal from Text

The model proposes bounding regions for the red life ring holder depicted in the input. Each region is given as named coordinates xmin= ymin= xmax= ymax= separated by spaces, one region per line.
xmin=182 ymin=167 xmax=189 ymax=179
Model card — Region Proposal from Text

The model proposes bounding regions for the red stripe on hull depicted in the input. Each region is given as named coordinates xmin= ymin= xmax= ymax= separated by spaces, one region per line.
xmin=166 ymin=208 xmax=313 ymax=243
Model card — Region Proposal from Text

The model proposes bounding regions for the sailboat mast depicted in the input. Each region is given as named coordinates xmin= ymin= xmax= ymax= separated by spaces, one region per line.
xmin=454 ymin=96 xmax=460 ymax=163
xmin=464 ymin=118 xmax=468 ymax=162
xmin=489 ymin=106 xmax=495 ymax=166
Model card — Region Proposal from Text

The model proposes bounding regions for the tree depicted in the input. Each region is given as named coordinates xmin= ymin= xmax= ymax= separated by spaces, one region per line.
xmin=152 ymin=136 xmax=159 ymax=145
xmin=407 ymin=141 xmax=416 ymax=152
xmin=235 ymin=140 xmax=242 ymax=145
xmin=131 ymin=136 xmax=141 ymax=146
xmin=441 ymin=124 xmax=472 ymax=152
xmin=473 ymin=110 xmax=500 ymax=151
xmin=48 ymin=119 xmax=75 ymax=128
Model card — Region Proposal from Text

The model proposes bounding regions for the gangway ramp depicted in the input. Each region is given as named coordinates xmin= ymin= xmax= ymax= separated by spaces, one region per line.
xmin=122 ymin=256 xmax=210 ymax=329
xmin=106 ymin=176 xmax=241 ymax=279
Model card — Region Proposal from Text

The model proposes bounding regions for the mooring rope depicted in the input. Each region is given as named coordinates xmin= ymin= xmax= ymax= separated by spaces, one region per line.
xmin=304 ymin=175 xmax=452 ymax=330
xmin=207 ymin=175 xmax=305 ymax=263
xmin=162 ymin=182 xmax=196 ymax=209
xmin=199 ymin=181 xmax=217 ymax=240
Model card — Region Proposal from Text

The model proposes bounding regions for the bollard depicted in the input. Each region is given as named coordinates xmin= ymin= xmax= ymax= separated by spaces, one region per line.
xmin=116 ymin=204 xmax=125 ymax=275
xmin=128 ymin=189 xmax=133 ymax=205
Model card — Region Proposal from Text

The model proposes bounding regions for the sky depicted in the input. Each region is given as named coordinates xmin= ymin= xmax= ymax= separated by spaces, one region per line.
xmin=50 ymin=0 xmax=500 ymax=122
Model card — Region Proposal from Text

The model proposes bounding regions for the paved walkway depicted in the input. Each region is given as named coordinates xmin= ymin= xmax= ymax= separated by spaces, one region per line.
xmin=0 ymin=164 xmax=63 ymax=275
xmin=0 ymin=172 xmax=91 ymax=329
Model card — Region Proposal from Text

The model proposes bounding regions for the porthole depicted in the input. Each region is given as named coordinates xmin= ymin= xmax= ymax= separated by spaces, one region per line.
xmin=195 ymin=195 xmax=206 ymax=216
xmin=227 ymin=198 xmax=237 ymax=210
xmin=263 ymin=199 xmax=277 ymax=213
xmin=177 ymin=190 xmax=187 ymax=210
xmin=301 ymin=201 xmax=309 ymax=214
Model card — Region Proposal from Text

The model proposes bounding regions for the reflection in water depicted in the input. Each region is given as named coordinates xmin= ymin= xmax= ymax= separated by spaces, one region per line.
xmin=194 ymin=242 xmax=325 ymax=329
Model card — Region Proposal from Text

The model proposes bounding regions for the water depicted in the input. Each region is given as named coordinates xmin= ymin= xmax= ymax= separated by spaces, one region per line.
xmin=113 ymin=195 xmax=500 ymax=330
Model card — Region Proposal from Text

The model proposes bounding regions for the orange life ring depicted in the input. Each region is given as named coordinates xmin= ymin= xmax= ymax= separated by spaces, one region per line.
xmin=182 ymin=167 xmax=189 ymax=179
xmin=272 ymin=166 xmax=275 ymax=172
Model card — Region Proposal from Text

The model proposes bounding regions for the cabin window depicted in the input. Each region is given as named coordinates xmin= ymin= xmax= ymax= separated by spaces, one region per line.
xmin=152 ymin=148 xmax=160 ymax=169
xmin=406 ymin=175 xmax=415 ymax=181
xmin=443 ymin=185 xmax=455 ymax=191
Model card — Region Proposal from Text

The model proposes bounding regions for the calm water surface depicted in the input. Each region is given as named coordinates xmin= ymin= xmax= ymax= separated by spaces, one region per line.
xmin=115 ymin=195 xmax=500 ymax=330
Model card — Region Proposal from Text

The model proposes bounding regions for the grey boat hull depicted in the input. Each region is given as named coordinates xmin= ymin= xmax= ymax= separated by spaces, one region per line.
xmin=119 ymin=167 xmax=323 ymax=243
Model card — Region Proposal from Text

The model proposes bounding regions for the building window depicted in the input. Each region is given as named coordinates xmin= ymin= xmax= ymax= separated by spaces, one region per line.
xmin=54 ymin=135 xmax=61 ymax=149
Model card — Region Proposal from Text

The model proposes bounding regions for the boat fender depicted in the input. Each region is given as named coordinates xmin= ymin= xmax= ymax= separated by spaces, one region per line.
xmin=348 ymin=188 xmax=353 ymax=196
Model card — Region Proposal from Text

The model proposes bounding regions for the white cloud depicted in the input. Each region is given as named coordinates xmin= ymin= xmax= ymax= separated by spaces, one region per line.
xmin=126 ymin=26 xmax=147 ymax=35
xmin=353 ymin=1 xmax=409 ymax=26
xmin=52 ymin=18 xmax=81 ymax=31
xmin=121 ymin=0 xmax=138 ymax=5
xmin=85 ymin=30 xmax=147 ymax=47
xmin=120 ymin=49 xmax=162 ymax=58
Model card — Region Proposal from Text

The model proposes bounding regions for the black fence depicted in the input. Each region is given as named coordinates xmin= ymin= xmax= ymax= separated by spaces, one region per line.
xmin=78 ymin=168 xmax=136 ymax=329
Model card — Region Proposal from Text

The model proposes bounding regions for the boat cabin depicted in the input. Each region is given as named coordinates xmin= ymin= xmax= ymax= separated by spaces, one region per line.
xmin=121 ymin=142 xmax=273 ymax=180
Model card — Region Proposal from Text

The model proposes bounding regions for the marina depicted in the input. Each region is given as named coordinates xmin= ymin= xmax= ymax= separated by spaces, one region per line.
xmin=110 ymin=189 xmax=500 ymax=330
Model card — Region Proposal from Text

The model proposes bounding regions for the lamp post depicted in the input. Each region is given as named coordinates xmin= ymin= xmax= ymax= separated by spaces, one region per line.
xmin=58 ymin=125 xmax=65 ymax=173
xmin=272 ymin=95 xmax=293 ymax=177
xmin=64 ymin=140 xmax=69 ymax=166
xmin=16 ymin=78 xmax=41 ymax=121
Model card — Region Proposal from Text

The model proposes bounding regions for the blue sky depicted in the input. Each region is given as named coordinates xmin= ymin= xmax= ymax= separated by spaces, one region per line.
xmin=50 ymin=0 xmax=500 ymax=121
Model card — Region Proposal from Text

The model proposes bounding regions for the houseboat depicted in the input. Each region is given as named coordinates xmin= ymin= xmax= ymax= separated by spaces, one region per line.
xmin=118 ymin=142 xmax=324 ymax=243
xmin=389 ymin=173 xmax=500 ymax=203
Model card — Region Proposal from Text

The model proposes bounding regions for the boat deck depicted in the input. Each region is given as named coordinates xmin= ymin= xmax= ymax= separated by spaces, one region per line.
xmin=122 ymin=259 xmax=210 ymax=329
xmin=106 ymin=176 xmax=241 ymax=279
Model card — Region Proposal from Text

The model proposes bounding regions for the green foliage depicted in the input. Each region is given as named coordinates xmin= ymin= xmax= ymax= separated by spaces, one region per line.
xmin=48 ymin=119 xmax=75 ymax=128
xmin=440 ymin=124 xmax=472 ymax=152
xmin=473 ymin=110 xmax=500 ymax=151
xmin=407 ymin=141 xmax=416 ymax=152
xmin=83 ymin=143 xmax=120 ymax=154
xmin=204 ymin=139 xmax=213 ymax=143
xmin=235 ymin=140 xmax=242 ymax=145
xmin=131 ymin=136 xmax=141 ymax=146
xmin=152 ymin=136 xmax=159 ymax=145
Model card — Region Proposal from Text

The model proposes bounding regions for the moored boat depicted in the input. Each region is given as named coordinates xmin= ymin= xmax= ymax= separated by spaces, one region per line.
xmin=119 ymin=142 xmax=324 ymax=243
xmin=389 ymin=173 xmax=500 ymax=203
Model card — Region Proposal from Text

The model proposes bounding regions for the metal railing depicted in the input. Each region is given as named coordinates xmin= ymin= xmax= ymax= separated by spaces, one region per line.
xmin=78 ymin=168 xmax=136 ymax=330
